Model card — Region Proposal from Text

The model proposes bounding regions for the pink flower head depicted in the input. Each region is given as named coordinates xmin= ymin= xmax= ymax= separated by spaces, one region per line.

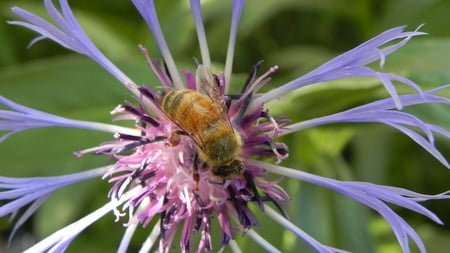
xmin=94 ymin=61 xmax=290 ymax=252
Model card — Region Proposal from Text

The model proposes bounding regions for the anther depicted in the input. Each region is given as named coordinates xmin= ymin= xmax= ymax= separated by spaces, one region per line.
xmin=241 ymin=60 xmax=264 ymax=93
xmin=244 ymin=171 xmax=263 ymax=210
xmin=138 ymin=86 xmax=156 ymax=101
xmin=116 ymin=136 xmax=168 ymax=153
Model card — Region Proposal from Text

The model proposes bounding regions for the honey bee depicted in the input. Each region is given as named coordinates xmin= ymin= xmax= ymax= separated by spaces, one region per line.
xmin=160 ymin=65 xmax=244 ymax=180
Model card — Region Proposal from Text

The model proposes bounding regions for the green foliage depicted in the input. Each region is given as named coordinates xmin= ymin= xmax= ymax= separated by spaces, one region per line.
xmin=0 ymin=0 xmax=449 ymax=252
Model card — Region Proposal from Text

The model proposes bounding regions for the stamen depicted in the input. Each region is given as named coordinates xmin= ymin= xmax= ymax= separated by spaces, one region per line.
xmin=243 ymin=171 xmax=263 ymax=210
xmin=194 ymin=191 xmax=206 ymax=208
xmin=159 ymin=194 xmax=170 ymax=238
xmin=250 ymin=65 xmax=279 ymax=94
xmin=260 ymin=110 xmax=282 ymax=138
xmin=183 ymin=186 xmax=192 ymax=214
xmin=116 ymin=136 xmax=168 ymax=153
xmin=227 ymin=185 xmax=258 ymax=228
xmin=200 ymin=212 xmax=213 ymax=252
xmin=194 ymin=211 xmax=202 ymax=231
xmin=117 ymin=133 xmax=143 ymax=141
xmin=234 ymin=63 xmax=279 ymax=126
xmin=116 ymin=176 xmax=133 ymax=200
xmin=241 ymin=60 xmax=264 ymax=94
xmin=137 ymin=85 xmax=156 ymax=102
xmin=138 ymin=45 xmax=173 ymax=88
xmin=263 ymin=141 xmax=289 ymax=164
xmin=121 ymin=104 xmax=141 ymax=116
xmin=120 ymin=103 xmax=160 ymax=128
xmin=234 ymin=93 xmax=253 ymax=126
xmin=263 ymin=194 xmax=288 ymax=219
xmin=234 ymin=60 xmax=264 ymax=125
xmin=140 ymin=115 xmax=160 ymax=128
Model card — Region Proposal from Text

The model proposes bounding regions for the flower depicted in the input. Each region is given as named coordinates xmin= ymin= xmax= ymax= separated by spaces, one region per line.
xmin=1 ymin=0 xmax=449 ymax=252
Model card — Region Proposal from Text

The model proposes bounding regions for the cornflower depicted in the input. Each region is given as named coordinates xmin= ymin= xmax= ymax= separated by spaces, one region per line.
xmin=1 ymin=0 xmax=449 ymax=252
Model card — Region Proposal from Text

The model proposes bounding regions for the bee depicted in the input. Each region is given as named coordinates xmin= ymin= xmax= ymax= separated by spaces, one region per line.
xmin=160 ymin=65 xmax=244 ymax=180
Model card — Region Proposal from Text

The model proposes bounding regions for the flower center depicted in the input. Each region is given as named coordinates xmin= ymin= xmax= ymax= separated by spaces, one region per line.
xmin=96 ymin=63 xmax=291 ymax=250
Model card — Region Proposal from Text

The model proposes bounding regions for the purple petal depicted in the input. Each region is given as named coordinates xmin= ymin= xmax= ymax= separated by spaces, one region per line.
xmin=387 ymin=123 xmax=448 ymax=167
xmin=1 ymin=167 xmax=108 ymax=247
xmin=253 ymin=160 xmax=449 ymax=253
xmin=189 ymin=0 xmax=211 ymax=68
xmin=9 ymin=196 xmax=49 ymax=242
xmin=264 ymin=205 xmax=350 ymax=253
xmin=24 ymin=200 xmax=115 ymax=253
xmin=255 ymin=26 xmax=426 ymax=107
xmin=346 ymin=182 xmax=446 ymax=223
xmin=224 ymin=0 xmax=246 ymax=92
xmin=282 ymin=88 xmax=450 ymax=167
xmin=0 ymin=96 xmax=140 ymax=142
xmin=0 ymin=190 xmax=53 ymax=216
xmin=23 ymin=186 xmax=141 ymax=253
xmin=9 ymin=0 xmax=135 ymax=93
xmin=118 ymin=223 xmax=138 ymax=253
xmin=139 ymin=223 xmax=160 ymax=253
xmin=345 ymin=85 xmax=450 ymax=113
xmin=246 ymin=230 xmax=282 ymax=253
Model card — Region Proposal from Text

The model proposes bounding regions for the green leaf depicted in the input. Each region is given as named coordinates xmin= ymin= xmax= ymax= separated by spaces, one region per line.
xmin=380 ymin=0 xmax=450 ymax=36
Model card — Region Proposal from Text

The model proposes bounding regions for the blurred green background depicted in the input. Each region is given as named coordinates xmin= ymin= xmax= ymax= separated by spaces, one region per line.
xmin=1 ymin=0 xmax=449 ymax=252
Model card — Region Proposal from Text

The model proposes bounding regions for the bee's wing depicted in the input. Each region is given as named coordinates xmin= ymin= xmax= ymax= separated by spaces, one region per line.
xmin=195 ymin=65 xmax=222 ymax=100
xmin=195 ymin=65 xmax=235 ymax=133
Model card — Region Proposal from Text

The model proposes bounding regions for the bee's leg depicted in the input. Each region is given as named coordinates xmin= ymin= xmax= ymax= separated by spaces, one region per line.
xmin=192 ymin=153 xmax=206 ymax=208
xmin=173 ymin=130 xmax=188 ymax=135
xmin=165 ymin=129 xmax=190 ymax=146
xmin=192 ymin=153 xmax=200 ymax=190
